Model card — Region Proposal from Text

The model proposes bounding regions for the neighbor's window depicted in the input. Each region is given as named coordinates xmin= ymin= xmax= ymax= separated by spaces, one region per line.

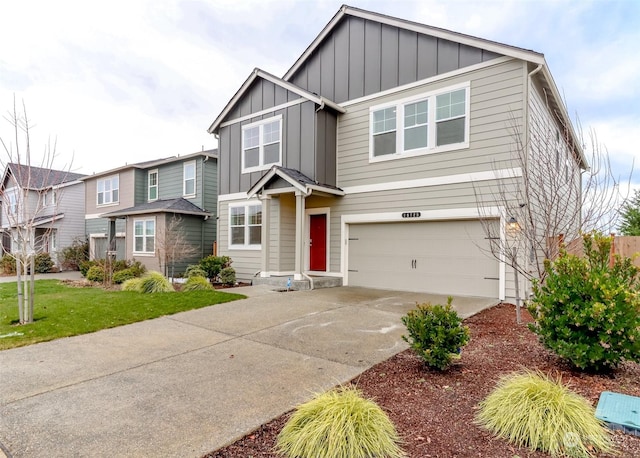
xmin=183 ymin=161 xmax=195 ymax=196
xmin=97 ymin=175 xmax=119 ymax=205
xmin=229 ymin=202 xmax=262 ymax=249
xmin=242 ymin=116 xmax=282 ymax=173
xmin=134 ymin=219 xmax=155 ymax=254
xmin=370 ymin=84 xmax=468 ymax=161
xmin=43 ymin=189 xmax=56 ymax=207
xmin=148 ymin=169 xmax=158 ymax=201
xmin=7 ymin=193 xmax=17 ymax=215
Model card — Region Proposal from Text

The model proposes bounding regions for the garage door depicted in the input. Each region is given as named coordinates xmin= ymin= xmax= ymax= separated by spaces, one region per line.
xmin=347 ymin=220 xmax=499 ymax=298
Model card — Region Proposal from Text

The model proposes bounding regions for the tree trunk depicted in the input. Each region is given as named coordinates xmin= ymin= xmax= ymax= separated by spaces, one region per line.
xmin=17 ymin=258 xmax=24 ymax=324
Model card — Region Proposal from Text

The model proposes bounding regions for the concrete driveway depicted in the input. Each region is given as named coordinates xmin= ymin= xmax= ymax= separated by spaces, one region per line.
xmin=0 ymin=285 xmax=497 ymax=458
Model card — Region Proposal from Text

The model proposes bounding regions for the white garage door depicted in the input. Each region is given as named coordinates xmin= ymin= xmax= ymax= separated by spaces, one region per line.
xmin=347 ymin=220 xmax=499 ymax=298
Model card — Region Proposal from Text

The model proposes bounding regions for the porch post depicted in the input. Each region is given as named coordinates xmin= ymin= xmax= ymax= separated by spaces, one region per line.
xmin=259 ymin=195 xmax=270 ymax=277
xmin=107 ymin=218 xmax=117 ymax=256
xmin=294 ymin=190 xmax=306 ymax=281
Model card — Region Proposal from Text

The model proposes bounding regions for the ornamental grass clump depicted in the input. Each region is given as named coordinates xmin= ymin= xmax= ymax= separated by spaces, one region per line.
xmin=528 ymin=232 xmax=640 ymax=372
xmin=276 ymin=385 xmax=404 ymax=458
xmin=182 ymin=276 xmax=213 ymax=291
xmin=121 ymin=278 xmax=142 ymax=292
xmin=138 ymin=271 xmax=174 ymax=293
xmin=476 ymin=371 xmax=614 ymax=458
xmin=401 ymin=297 xmax=469 ymax=370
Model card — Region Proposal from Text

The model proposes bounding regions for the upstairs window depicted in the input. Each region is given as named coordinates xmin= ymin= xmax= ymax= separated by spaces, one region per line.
xmin=7 ymin=193 xmax=17 ymax=215
xmin=148 ymin=169 xmax=158 ymax=201
xmin=97 ymin=175 xmax=119 ymax=205
xmin=43 ymin=189 xmax=56 ymax=207
xmin=242 ymin=116 xmax=282 ymax=173
xmin=370 ymin=84 xmax=469 ymax=161
xmin=229 ymin=202 xmax=262 ymax=249
xmin=183 ymin=161 xmax=195 ymax=197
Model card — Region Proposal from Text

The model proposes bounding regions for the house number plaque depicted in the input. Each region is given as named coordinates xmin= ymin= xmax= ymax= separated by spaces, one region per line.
xmin=401 ymin=212 xmax=421 ymax=218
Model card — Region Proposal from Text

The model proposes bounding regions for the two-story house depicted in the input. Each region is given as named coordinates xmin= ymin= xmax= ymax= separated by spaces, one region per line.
xmin=0 ymin=163 xmax=86 ymax=267
xmin=208 ymin=5 xmax=585 ymax=301
xmin=82 ymin=150 xmax=217 ymax=274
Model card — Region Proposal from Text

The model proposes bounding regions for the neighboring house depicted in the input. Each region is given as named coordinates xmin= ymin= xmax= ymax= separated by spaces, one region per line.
xmin=208 ymin=5 xmax=585 ymax=301
xmin=0 ymin=163 xmax=87 ymax=267
xmin=82 ymin=150 xmax=217 ymax=274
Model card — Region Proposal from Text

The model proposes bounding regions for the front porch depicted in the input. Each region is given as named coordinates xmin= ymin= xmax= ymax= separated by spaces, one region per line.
xmin=252 ymin=275 xmax=343 ymax=291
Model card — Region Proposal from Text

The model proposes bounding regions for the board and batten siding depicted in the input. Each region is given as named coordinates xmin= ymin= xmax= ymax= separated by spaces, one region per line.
xmin=337 ymin=58 xmax=526 ymax=188
xmin=288 ymin=15 xmax=503 ymax=104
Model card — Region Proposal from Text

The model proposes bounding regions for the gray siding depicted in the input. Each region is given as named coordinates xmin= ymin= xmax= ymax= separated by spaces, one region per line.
xmin=288 ymin=16 xmax=502 ymax=103
xmin=53 ymin=182 xmax=86 ymax=254
xmin=217 ymin=201 xmax=261 ymax=281
xmin=337 ymin=59 xmax=525 ymax=188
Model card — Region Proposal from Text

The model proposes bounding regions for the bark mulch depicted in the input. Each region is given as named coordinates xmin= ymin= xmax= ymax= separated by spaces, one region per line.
xmin=204 ymin=303 xmax=640 ymax=458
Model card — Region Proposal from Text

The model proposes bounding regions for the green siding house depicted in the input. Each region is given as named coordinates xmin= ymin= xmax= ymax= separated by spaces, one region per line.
xmin=82 ymin=150 xmax=217 ymax=275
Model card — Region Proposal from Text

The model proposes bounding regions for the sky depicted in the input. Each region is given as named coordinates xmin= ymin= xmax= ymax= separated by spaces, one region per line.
xmin=0 ymin=0 xmax=638 ymax=187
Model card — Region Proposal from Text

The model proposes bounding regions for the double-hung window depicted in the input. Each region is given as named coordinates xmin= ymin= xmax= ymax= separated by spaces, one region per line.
xmin=183 ymin=161 xmax=195 ymax=197
xmin=370 ymin=83 xmax=469 ymax=161
xmin=148 ymin=169 xmax=158 ymax=201
xmin=97 ymin=175 xmax=119 ymax=205
xmin=7 ymin=193 xmax=17 ymax=215
xmin=242 ymin=116 xmax=282 ymax=173
xmin=229 ymin=202 xmax=262 ymax=249
xmin=134 ymin=218 xmax=155 ymax=254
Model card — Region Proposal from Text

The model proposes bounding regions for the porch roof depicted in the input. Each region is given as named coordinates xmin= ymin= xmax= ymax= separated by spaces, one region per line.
xmin=100 ymin=198 xmax=211 ymax=219
xmin=246 ymin=166 xmax=345 ymax=199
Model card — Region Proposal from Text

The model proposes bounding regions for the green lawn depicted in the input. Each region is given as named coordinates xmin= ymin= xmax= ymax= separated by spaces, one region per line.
xmin=0 ymin=280 xmax=245 ymax=350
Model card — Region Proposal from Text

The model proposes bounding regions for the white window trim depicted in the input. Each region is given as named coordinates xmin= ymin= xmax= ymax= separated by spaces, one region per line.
xmin=148 ymin=169 xmax=158 ymax=201
xmin=183 ymin=161 xmax=196 ymax=197
xmin=228 ymin=200 xmax=262 ymax=250
xmin=241 ymin=115 xmax=283 ymax=174
xmin=97 ymin=174 xmax=119 ymax=206
xmin=369 ymin=82 xmax=470 ymax=163
xmin=133 ymin=217 xmax=156 ymax=256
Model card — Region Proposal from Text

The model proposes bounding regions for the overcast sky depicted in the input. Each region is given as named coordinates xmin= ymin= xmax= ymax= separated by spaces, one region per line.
xmin=0 ymin=0 xmax=638 ymax=186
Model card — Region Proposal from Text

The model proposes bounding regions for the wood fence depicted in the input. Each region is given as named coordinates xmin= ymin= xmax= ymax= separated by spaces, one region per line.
xmin=561 ymin=235 xmax=640 ymax=267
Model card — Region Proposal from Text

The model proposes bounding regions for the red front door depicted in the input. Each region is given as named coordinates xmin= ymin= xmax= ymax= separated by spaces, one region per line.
xmin=309 ymin=214 xmax=327 ymax=271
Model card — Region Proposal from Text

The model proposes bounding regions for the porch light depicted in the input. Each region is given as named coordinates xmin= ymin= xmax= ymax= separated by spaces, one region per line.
xmin=507 ymin=216 xmax=520 ymax=233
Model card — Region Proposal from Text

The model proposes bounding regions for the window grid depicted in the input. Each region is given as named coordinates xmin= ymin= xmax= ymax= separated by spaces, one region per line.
xmin=134 ymin=219 xmax=155 ymax=253
xmin=242 ymin=117 xmax=282 ymax=173
xmin=183 ymin=162 xmax=196 ymax=196
xmin=97 ymin=175 xmax=119 ymax=205
xmin=229 ymin=203 xmax=262 ymax=248
xmin=148 ymin=170 xmax=158 ymax=201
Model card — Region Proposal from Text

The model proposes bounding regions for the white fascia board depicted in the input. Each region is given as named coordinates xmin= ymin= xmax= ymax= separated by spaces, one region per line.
xmin=218 ymin=192 xmax=250 ymax=202
xmin=342 ymin=168 xmax=522 ymax=195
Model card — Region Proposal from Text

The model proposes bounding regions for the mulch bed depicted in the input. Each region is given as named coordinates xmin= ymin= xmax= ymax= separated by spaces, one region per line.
xmin=204 ymin=303 xmax=640 ymax=458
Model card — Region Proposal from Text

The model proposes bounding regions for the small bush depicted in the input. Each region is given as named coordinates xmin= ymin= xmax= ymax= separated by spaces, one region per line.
xmin=182 ymin=276 xmax=213 ymax=291
xmin=401 ymin=297 xmax=469 ymax=370
xmin=476 ymin=371 xmax=614 ymax=457
xmin=112 ymin=268 xmax=137 ymax=284
xmin=184 ymin=264 xmax=207 ymax=278
xmin=0 ymin=255 xmax=16 ymax=275
xmin=529 ymin=232 xmax=640 ymax=372
xmin=121 ymin=278 xmax=142 ymax=292
xmin=138 ymin=271 xmax=174 ymax=293
xmin=276 ymin=385 xmax=404 ymax=458
xmin=79 ymin=260 xmax=100 ymax=277
xmin=199 ymin=255 xmax=232 ymax=281
xmin=34 ymin=253 xmax=54 ymax=273
xmin=85 ymin=265 xmax=105 ymax=283
xmin=219 ymin=267 xmax=236 ymax=286
xmin=59 ymin=238 xmax=89 ymax=271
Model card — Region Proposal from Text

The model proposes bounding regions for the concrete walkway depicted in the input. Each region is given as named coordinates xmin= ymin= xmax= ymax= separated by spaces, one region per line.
xmin=0 ymin=284 xmax=497 ymax=458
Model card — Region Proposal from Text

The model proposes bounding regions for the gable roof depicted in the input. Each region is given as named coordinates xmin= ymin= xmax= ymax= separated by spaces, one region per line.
xmin=99 ymin=198 xmax=210 ymax=219
xmin=81 ymin=149 xmax=218 ymax=181
xmin=207 ymin=68 xmax=345 ymax=134
xmin=284 ymin=5 xmax=545 ymax=82
xmin=247 ymin=165 xmax=344 ymax=199
xmin=2 ymin=163 xmax=86 ymax=191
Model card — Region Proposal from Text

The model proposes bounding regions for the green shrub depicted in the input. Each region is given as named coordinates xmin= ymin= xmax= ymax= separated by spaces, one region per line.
xmin=86 ymin=265 xmax=105 ymax=282
xmin=34 ymin=253 xmax=54 ymax=273
xmin=219 ymin=267 xmax=236 ymax=286
xmin=59 ymin=238 xmax=89 ymax=271
xmin=528 ymin=232 xmax=640 ymax=372
xmin=121 ymin=278 xmax=142 ymax=292
xmin=138 ymin=271 xmax=174 ymax=293
xmin=184 ymin=264 xmax=207 ymax=278
xmin=276 ymin=385 xmax=404 ymax=458
xmin=0 ymin=255 xmax=16 ymax=275
xmin=401 ymin=297 xmax=469 ymax=370
xmin=113 ymin=268 xmax=136 ymax=284
xmin=476 ymin=371 xmax=614 ymax=457
xmin=182 ymin=276 xmax=213 ymax=291
xmin=79 ymin=260 xmax=100 ymax=277
xmin=199 ymin=255 xmax=232 ymax=281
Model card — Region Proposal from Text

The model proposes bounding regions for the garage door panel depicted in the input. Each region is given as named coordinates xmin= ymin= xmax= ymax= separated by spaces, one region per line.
xmin=348 ymin=220 xmax=498 ymax=298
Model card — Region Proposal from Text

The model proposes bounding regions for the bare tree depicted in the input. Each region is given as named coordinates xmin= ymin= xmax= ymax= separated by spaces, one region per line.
xmin=0 ymin=98 xmax=72 ymax=324
xmin=156 ymin=214 xmax=198 ymax=279
xmin=475 ymin=112 xmax=630 ymax=286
